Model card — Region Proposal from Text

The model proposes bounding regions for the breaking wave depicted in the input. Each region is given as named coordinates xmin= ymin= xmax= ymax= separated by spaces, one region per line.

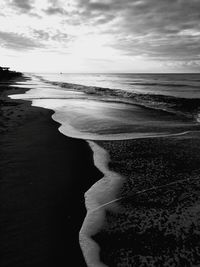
xmin=36 ymin=75 xmax=200 ymax=122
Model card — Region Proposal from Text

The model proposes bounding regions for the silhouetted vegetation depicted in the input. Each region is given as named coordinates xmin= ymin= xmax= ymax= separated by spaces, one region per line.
xmin=0 ymin=66 xmax=22 ymax=80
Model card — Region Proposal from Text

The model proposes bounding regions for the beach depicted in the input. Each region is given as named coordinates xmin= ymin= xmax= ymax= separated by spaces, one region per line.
xmin=1 ymin=74 xmax=200 ymax=267
xmin=78 ymin=134 xmax=200 ymax=266
xmin=90 ymin=135 xmax=200 ymax=266
xmin=0 ymin=79 xmax=102 ymax=267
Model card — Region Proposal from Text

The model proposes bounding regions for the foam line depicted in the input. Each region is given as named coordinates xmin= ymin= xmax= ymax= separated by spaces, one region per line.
xmin=79 ymin=141 xmax=123 ymax=267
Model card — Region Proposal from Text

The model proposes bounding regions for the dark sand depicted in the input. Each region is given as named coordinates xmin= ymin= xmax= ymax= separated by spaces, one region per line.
xmin=92 ymin=136 xmax=200 ymax=266
xmin=0 ymin=80 xmax=102 ymax=267
xmin=1 ymin=78 xmax=200 ymax=267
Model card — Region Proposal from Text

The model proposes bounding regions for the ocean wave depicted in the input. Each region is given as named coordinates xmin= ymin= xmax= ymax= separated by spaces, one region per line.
xmin=35 ymin=75 xmax=200 ymax=122
xmin=129 ymin=82 xmax=199 ymax=88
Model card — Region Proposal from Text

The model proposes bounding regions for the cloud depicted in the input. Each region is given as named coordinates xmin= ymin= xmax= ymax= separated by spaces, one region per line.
xmin=1 ymin=0 xmax=200 ymax=71
xmin=88 ymin=2 xmax=112 ymax=11
xmin=32 ymin=29 xmax=71 ymax=43
xmin=44 ymin=6 xmax=67 ymax=15
xmin=33 ymin=30 xmax=50 ymax=40
xmin=51 ymin=31 xmax=69 ymax=41
xmin=43 ymin=0 xmax=68 ymax=15
xmin=8 ymin=0 xmax=199 ymax=63
xmin=0 ymin=31 xmax=43 ymax=50
xmin=40 ymin=0 xmax=200 ymax=67
xmin=78 ymin=0 xmax=200 ymax=62
xmin=10 ymin=0 xmax=33 ymax=12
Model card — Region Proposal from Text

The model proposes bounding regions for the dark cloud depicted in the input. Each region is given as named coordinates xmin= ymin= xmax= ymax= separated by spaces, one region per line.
xmin=43 ymin=0 xmax=68 ymax=15
xmin=75 ymin=0 xmax=200 ymax=62
xmin=44 ymin=6 xmax=67 ymax=15
xmin=41 ymin=0 xmax=200 ymax=65
xmin=88 ymin=2 xmax=111 ymax=11
xmin=10 ymin=0 xmax=33 ymax=12
xmin=77 ymin=0 xmax=140 ymax=14
xmin=0 ymin=31 xmax=43 ymax=50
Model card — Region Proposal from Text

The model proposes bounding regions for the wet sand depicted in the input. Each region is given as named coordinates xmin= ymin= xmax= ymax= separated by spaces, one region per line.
xmin=90 ymin=135 xmax=200 ymax=266
xmin=0 ymin=80 xmax=102 ymax=267
xmin=2 ymin=77 xmax=200 ymax=267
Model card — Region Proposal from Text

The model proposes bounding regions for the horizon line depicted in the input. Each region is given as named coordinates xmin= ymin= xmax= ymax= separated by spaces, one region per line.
xmin=24 ymin=71 xmax=200 ymax=74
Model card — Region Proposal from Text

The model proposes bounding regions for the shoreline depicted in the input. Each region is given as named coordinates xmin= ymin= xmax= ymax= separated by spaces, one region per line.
xmin=0 ymin=78 xmax=102 ymax=267
xmin=2 ymin=76 xmax=200 ymax=266
xmin=79 ymin=141 xmax=123 ymax=267
xmin=91 ymin=135 xmax=200 ymax=266
xmin=7 ymin=77 xmax=126 ymax=267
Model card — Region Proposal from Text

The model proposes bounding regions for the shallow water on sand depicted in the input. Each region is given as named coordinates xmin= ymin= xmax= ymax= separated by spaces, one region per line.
xmin=10 ymin=76 xmax=200 ymax=141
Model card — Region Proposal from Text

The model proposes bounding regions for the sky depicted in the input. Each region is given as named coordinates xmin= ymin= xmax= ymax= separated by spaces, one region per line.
xmin=0 ymin=0 xmax=200 ymax=73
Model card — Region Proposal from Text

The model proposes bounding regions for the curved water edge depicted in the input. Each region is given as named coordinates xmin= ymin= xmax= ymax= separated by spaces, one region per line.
xmin=9 ymin=96 xmax=200 ymax=141
xmin=8 ymin=76 xmax=200 ymax=267
xmin=9 ymin=96 xmax=124 ymax=266
xmin=12 ymin=74 xmax=200 ymax=124
xmin=9 ymin=97 xmax=200 ymax=267
xmin=79 ymin=142 xmax=123 ymax=267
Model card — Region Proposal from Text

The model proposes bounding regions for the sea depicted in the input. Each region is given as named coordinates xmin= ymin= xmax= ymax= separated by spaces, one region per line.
xmin=11 ymin=73 xmax=200 ymax=140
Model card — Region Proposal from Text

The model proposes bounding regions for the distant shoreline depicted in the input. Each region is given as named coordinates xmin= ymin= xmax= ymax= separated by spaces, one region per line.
xmin=0 ymin=66 xmax=22 ymax=80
